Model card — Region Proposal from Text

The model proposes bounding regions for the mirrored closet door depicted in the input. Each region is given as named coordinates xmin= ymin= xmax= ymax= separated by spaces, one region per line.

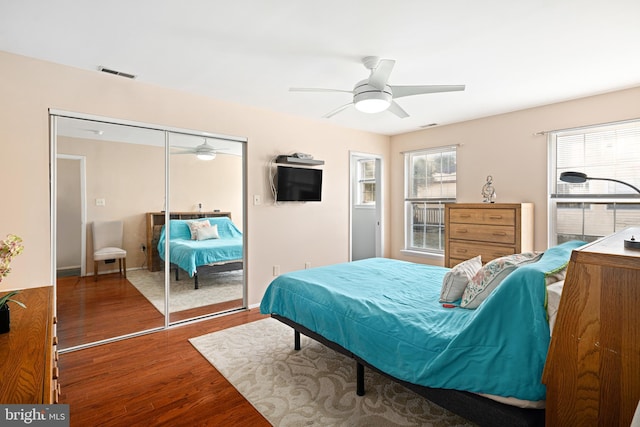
xmin=165 ymin=132 xmax=245 ymax=324
xmin=51 ymin=113 xmax=247 ymax=350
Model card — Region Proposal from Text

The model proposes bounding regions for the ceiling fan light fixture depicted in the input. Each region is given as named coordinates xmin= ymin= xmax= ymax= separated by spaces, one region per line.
xmin=196 ymin=152 xmax=216 ymax=161
xmin=354 ymin=91 xmax=392 ymax=114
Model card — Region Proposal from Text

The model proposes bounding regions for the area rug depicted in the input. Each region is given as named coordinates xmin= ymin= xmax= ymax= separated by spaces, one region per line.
xmin=127 ymin=268 xmax=243 ymax=314
xmin=189 ymin=318 xmax=474 ymax=426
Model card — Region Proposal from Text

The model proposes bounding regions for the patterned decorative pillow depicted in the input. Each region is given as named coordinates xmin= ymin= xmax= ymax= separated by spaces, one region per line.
xmin=440 ymin=255 xmax=482 ymax=303
xmin=196 ymin=224 xmax=220 ymax=241
xmin=186 ymin=219 xmax=211 ymax=240
xmin=461 ymin=252 xmax=543 ymax=309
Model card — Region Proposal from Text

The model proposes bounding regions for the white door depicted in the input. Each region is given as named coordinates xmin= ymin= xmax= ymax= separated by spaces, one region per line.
xmin=56 ymin=155 xmax=86 ymax=277
xmin=350 ymin=152 xmax=382 ymax=260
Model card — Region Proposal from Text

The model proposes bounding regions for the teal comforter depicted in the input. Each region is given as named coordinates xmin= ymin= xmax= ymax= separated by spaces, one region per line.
xmin=157 ymin=217 xmax=243 ymax=277
xmin=260 ymin=241 xmax=584 ymax=401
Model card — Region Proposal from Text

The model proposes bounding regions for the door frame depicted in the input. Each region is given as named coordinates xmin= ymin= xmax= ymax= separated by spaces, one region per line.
xmin=349 ymin=151 xmax=383 ymax=260
xmin=56 ymin=154 xmax=87 ymax=277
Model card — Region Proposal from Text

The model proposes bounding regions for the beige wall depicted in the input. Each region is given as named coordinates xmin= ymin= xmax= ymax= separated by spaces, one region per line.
xmin=0 ymin=50 xmax=390 ymax=305
xmin=58 ymin=136 xmax=163 ymax=273
xmin=391 ymin=86 xmax=640 ymax=265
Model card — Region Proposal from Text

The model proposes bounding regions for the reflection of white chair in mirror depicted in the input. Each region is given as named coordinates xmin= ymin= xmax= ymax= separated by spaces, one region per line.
xmin=92 ymin=220 xmax=127 ymax=282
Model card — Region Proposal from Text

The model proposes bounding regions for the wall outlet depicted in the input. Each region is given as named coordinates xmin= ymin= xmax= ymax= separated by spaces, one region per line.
xmin=253 ymin=194 xmax=262 ymax=206
xmin=273 ymin=265 xmax=280 ymax=276
xmin=95 ymin=198 xmax=106 ymax=206
xmin=305 ymin=262 xmax=311 ymax=269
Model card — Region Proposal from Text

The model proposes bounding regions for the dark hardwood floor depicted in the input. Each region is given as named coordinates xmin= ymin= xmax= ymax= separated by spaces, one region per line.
xmin=60 ymin=308 xmax=270 ymax=426
xmin=57 ymin=273 xmax=243 ymax=348
xmin=57 ymin=274 xmax=164 ymax=348
xmin=58 ymin=273 xmax=271 ymax=426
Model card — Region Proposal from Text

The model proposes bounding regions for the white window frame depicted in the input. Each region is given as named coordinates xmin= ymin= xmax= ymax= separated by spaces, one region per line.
xmin=548 ymin=119 xmax=640 ymax=246
xmin=355 ymin=158 xmax=376 ymax=207
xmin=402 ymin=146 xmax=457 ymax=257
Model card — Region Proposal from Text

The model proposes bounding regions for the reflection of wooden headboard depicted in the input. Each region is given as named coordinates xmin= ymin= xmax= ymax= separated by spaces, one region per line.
xmin=145 ymin=211 xmax=231 ymax=272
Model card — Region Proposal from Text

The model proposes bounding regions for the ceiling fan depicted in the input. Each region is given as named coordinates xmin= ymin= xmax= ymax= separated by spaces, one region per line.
xmin=290 ymin=56 xmax=465 ymax=119
xmin=171 ymin=139 xmax=217 ymax=161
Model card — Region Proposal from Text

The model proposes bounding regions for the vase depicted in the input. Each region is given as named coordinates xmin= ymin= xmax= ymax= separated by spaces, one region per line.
xmin=0 ymin=305 xmax=10 ymax=334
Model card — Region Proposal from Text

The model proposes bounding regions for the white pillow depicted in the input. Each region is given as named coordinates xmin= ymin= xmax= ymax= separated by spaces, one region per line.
xmin=461 ymin=252 xmax=542 ymax=309
xmin=440 ymin=255 xmax=482 ymax=303
xmin=187 ymin=220 xmax=211 ymax=240
xmin=546 ymin=280 xmax=564 ymax=336
xmin=196 ymin=224 xmax=220 ymax=241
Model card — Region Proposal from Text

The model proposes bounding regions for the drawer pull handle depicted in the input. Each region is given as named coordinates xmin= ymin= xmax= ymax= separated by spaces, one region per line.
xmin=493 ymin=232 xmax=507 ymax=236
xmin=458 ymin=229 xmax=468 ymax=233
xmin=489 ymin=215 xmax=503 ymax=219
xmin=456 ymin=249 xmax=468 ymax=253
xmin=459 ymin=214 xmax=471 ymax=218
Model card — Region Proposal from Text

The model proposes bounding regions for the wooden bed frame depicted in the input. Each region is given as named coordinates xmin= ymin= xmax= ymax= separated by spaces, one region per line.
xmin=272 ymin=314 xmax=545 ymax=427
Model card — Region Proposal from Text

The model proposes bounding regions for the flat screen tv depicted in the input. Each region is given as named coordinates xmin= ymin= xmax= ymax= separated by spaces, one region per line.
xmin=276 ymin=165 xmax=322 ymax=202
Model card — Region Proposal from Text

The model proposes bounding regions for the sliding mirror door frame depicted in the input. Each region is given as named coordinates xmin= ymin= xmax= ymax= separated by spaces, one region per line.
xmin=50 ymin=109 xmax=248 ymax=351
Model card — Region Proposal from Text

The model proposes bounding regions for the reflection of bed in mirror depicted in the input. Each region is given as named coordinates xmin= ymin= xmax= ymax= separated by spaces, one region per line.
xmin=157 ymin=216 xmax=243 ymax=289
xmin=146 ymin=211 xmax=233 ymax=271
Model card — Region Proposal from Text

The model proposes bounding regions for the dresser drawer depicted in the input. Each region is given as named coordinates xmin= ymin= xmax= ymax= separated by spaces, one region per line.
xmin=448 ymin=241 xmax=516 ymax=265
xmin=449 ymin=208 xmax=515 ymax=226
xmin=449 ymin=223 xmax=515 ymax=244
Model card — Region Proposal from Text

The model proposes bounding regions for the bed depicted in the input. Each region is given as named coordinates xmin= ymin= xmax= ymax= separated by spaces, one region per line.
xmin=259 ymin=240 xmax=585 ymax=427
xmin=157 ymin=216 xmax=243 ymax=289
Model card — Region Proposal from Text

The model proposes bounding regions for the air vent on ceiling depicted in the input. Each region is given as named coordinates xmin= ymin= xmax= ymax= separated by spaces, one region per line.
xmin=98 ymin=66 xmax=137 ymax=79
xmin=420 ymin=123 xmax=438 ymax=128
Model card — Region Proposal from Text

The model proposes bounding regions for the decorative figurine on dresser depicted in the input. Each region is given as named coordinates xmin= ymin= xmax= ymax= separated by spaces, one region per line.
xmin=481 ymin=175 xmax=496 ymax=203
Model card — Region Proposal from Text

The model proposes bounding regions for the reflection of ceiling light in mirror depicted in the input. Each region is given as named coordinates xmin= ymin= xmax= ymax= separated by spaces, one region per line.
xmin=197 ymin=153 xmax=216 ymax=161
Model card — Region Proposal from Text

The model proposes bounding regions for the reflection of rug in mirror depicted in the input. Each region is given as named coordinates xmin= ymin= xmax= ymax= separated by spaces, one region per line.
xmin=189 ymin=318 xmax=474 ymax=427
xmin=127 ymin=268 xmax=243 ymax=314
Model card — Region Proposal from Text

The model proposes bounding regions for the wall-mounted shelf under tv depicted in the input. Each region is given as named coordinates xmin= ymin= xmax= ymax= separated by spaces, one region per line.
xmin=275 ymin=155 xmax=325 ymax=166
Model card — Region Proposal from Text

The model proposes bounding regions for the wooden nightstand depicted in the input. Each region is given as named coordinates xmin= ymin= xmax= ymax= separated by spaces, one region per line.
xmin=543 ymin=227 xmax=640 ymax=426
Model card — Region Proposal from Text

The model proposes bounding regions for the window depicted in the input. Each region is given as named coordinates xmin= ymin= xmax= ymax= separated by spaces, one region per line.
xmin=356 ymin=159 xmax=376 ymax=205
xmin=549 ymin=120 xmax=640 ymax=245
xmin=404 ymin=146 xmax=457 ymax=254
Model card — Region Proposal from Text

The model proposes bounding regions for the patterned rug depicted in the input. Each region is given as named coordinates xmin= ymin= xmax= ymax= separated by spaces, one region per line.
xmin=127 ymin=268 xmax=243 ymax=314
xmin=189 ymin=318 xmax=475 ymax=426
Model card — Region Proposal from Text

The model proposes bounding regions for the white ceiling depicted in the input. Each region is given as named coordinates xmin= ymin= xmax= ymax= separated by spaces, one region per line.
xmin=2 ymin=1 xmax=639 ymax=136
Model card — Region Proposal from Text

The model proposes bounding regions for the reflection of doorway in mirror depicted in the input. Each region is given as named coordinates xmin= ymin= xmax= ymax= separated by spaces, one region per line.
xmin=56 ymin=155 xmax=86 ymax=278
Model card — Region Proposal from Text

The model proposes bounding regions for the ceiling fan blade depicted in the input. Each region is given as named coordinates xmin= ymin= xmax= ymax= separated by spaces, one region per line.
xmin=390 ymin=84 xmax=466 ymax=99
xmin=368 ymin=59 xmax=395 ymax=90
xmin=170 ymin=146 xmax=194 ymax=153
xmin=290 ymin=87 xmax=352 ymax=94
xmin=387 ymin=101 xmax=409 ymax=119
xmin=323 ymin=102 xmax=353 ymax=118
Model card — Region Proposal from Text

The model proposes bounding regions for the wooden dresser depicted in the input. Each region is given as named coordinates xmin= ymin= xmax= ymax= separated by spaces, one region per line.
xmin=542 ymin=227 xmax=640 ymax=426
xmin=0 ymin=286 xmax=59 ymax=403
xmin=444 ymin=203 xmax=534 ymax=267
xmin=145 ymin=211 xmax=232 ymax=271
